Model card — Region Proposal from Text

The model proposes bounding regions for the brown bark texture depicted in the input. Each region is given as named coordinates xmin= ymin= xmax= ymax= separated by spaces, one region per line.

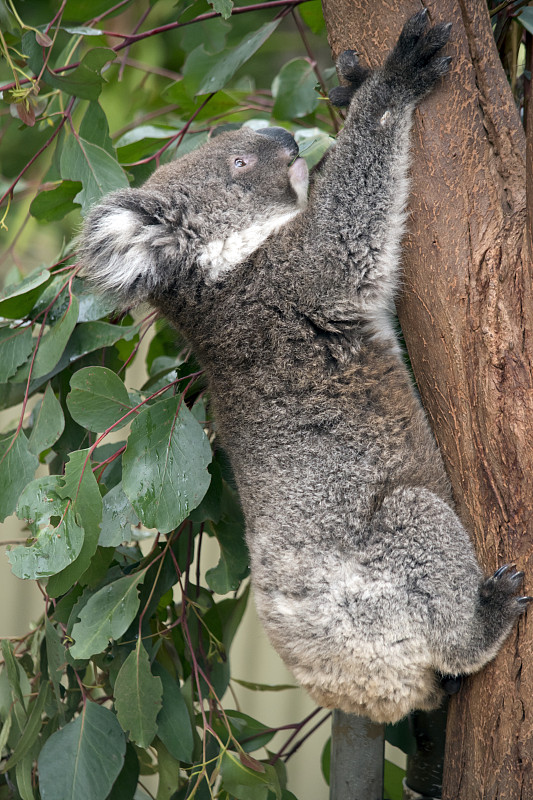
xmin=321 ymin=0 xmax=532 ymax=798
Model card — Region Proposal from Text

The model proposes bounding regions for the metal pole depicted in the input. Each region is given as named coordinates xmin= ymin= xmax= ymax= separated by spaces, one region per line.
xmin=329 ymin=711 xmax=385 ymax=800
xmin=402 ymin=699 xmax=449 ymax=800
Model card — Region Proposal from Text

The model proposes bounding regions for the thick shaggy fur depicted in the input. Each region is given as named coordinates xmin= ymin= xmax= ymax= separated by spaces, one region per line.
xmin=80 ymin=12 xmax=528 ymax=722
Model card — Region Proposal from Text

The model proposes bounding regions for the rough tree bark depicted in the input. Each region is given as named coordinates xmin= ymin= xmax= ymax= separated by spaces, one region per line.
xmin=321 ymin=1 xmax=532 ymax=798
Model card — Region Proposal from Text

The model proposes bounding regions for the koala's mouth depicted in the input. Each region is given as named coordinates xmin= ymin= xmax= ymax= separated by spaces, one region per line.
xmin=288 ymin=158 xmax=309 ymax=208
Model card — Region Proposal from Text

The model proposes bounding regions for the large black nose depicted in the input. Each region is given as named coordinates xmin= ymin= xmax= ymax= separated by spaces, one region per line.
xmin=256 ymin=127 xmax=299 ymax=158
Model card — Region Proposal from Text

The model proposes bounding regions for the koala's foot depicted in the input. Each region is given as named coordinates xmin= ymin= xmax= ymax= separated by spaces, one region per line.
xmin=383 ymin=9 xmax=452 ymax=102
xmin=479 ymin=564 xmax=532 ymax=623
xmin=329 ymin=50 xmax=371 ymax=107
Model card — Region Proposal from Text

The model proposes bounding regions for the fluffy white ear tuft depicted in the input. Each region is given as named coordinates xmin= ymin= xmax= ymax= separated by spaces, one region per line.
xmin=79 ymin=191 xmax=165 ymax=306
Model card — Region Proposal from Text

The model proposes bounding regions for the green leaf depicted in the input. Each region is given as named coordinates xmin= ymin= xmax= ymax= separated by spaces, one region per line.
xmin=155 ymin=738 xmax=180 ymax=800
xmin=0 ymin=434 xmax=38 ymax=522
xmin=219 ymin=751 xmax=281 ymax=800
xmin=28 ymin=383 xmax=65 ymax=454
xmin=153 ymin=663 xmax=193 ymax=762
xmin=385 ymin=717 xmax=417 ymax=756
xmin=80 ymin=101 xmax=115 ymax=156
xmin=60 ymin=133 xmax=129 ymax=216
xmin=205 ymin=519 xmax=249 ymax=594
xmin=384 ymin=759 xmax=406 ymax=800
xmin=100 ymin=483 xmax=140 ymax=546
xmin=518 ymin=8 xmax=533 ymax=34
xmin=5 ymin=681 xmax=49 ymax=770
xmin=297 ymin=0 xmax=325 ymax=34
xmin=14 ymin=295 xmax=79 ymax=382
xmin=30 ymin=181 xmax=82 ymax=222
xmin=213 ymin=710 xmax=276 ymax=753
xmin=295 ymin=129 xmax=334 ymax=169
xmin=43 ymin=47 xmax=115 ymax=99
xmin=69 ymin=570 xmax=146 ymax=659
xmin=0 ymin=325 xmax=33 ymax=381
xmin=45 ymin=617 xmax=66 ymax=720
xmin=66 ymin=320 xmax=139 ymax=358
xmin=16 ymin=750 xmax=36 ymax=800
xmin=107 ymin=742 xmax=139 ymax=800
xmin=67 ymin=366 xmax=133 ymax=432
xmin=61 ymin=25 xmax=104 ymax=36
xmin=38 ymin=702 xmax=126 ymax=800
xmin=232 ymin=679 xmax=296 ymax=692
xmin=114 ymin=641 xmax=163 ymax=748
xmin=46 ymin=448 xmax=103 ymax=597
xmin=116 ymin=125 xmax=177 ymax=163
xmin=197 ymin=19 xmax=281 ymax=95
xmin=208 ymin=0 xmax=233 ymax=19
xmin=0 ymin=269 xmax=51 ymax=319
xmin=9 ymin=476 xmax=84 ymax=579
xmin=321 ymin=737 xmax=330 ymax=786
xmin=272 ymin=58 xmax=319 ymax=120
xmin=122 ymin=396 xmax=212 ymax=534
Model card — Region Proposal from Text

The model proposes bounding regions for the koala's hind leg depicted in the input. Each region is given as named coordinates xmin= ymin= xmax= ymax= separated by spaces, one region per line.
xmin=432 ymin=564 xmax=531 ymax=676
xmin=366 ymin=486 xmax=528 ymax=683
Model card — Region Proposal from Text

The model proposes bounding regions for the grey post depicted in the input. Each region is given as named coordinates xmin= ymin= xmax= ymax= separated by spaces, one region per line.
xmin=329 ymin=711 xmax=385 ymax=800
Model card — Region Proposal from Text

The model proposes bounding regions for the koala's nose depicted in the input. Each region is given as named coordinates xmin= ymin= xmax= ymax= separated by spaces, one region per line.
xmin=256 ymin=127 xmax=299 ymax=158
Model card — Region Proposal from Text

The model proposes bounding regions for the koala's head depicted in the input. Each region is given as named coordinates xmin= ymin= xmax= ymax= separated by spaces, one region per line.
xmin=79 ymin=126 xmax=309 ymax=307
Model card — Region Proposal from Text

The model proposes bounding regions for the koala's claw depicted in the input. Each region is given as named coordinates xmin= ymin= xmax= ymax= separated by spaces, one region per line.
xmin=384 ymin=12 xmax=452 ymax=101
xmin=330 ymin=49 xmax=372 ymax=108
xmin=517 ymin=596 xmax=533 ymax=608
xmin=493 ymin=563 xmax=516 ymax=579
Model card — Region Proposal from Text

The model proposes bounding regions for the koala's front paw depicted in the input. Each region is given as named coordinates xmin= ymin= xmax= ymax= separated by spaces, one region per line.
xmin=384 ymin=9 xmax=452 ymax=102
xmin=479 ymin=564 xmax=532 ymax=622
xmin=329 ymin=50 xmax=371 ymax=107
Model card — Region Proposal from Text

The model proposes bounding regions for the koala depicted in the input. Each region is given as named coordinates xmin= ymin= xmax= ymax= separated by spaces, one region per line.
xmin=79 ymin=11 xmax=530 ymax=723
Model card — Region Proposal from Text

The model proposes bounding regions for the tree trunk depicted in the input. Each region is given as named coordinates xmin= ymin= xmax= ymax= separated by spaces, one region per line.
xmin=321 ymin=1 xmax=532 ymax=798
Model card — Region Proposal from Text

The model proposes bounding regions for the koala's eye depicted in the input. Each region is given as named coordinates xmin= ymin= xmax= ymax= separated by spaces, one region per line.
xmin=234 ymin=157 xmax=247 ymax=168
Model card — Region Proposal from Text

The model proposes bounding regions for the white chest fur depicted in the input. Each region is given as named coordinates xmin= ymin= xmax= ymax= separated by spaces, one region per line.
xmin=198 ymin=209 xmax=301 ymax=281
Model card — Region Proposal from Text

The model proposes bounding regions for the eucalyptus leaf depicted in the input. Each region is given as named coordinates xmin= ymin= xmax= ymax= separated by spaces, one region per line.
xmin=297 ymin=0 xmax=326 ymax=34
xmin=122 ymin=396 xmax=212 ymax=534
xmin=0 ymin=269 xmax=51 ymax=320
xmin=100 ymin=482 xmax=140 ymax=546
xmin=114 ymin=641 xmax=163 ymax=748
xmin=0 ymin=325 xmax=33 ymax=381
xmin=208 ymin=0 xmax=233 ymax=20
xmin=153 ymin=663 xmax=193 ymax=762
xmin=43 ymin=47 xmax=115 ymax=100
xmin=0 ymin=434 xmax=38 ymax=523
xmin=46 ymin=448 xmax=103 ymax=597
xmin=205 ymin=519 xmax=250 ymax=594
xmin=197 ymin=20 xmax=281 ymax=95
xmin=219 ymin=751 xmax=281 ymax=800
xmin=12 ymin=295 xmax=79 ymax=382
xmin=28 ymin=383 xmax=65 ymax=455
xmin=69 ymin=570 xmax=146 ymax=658
xmin=67 ymin=366 xmax=133 ymax=432
xmin=10 ymin=476 xmax=85 ymax=580
xmin=272 ymin=58 xmax=319 ymax=120
xmin=38 ymin=702 xmax=126 ymax=800
xmin=60 ymin=134 xmax=129 ymax=216
xmin=29 ymin=181 xmax=82 ymax=222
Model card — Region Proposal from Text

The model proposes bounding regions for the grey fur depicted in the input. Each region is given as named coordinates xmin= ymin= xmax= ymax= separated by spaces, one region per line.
xmin=79 ymin=12 xmax=528 ymax=723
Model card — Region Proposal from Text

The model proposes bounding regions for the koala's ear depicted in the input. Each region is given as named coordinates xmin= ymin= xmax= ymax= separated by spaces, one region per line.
xmin=79 ymin=189 xmax=181 ymax=307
